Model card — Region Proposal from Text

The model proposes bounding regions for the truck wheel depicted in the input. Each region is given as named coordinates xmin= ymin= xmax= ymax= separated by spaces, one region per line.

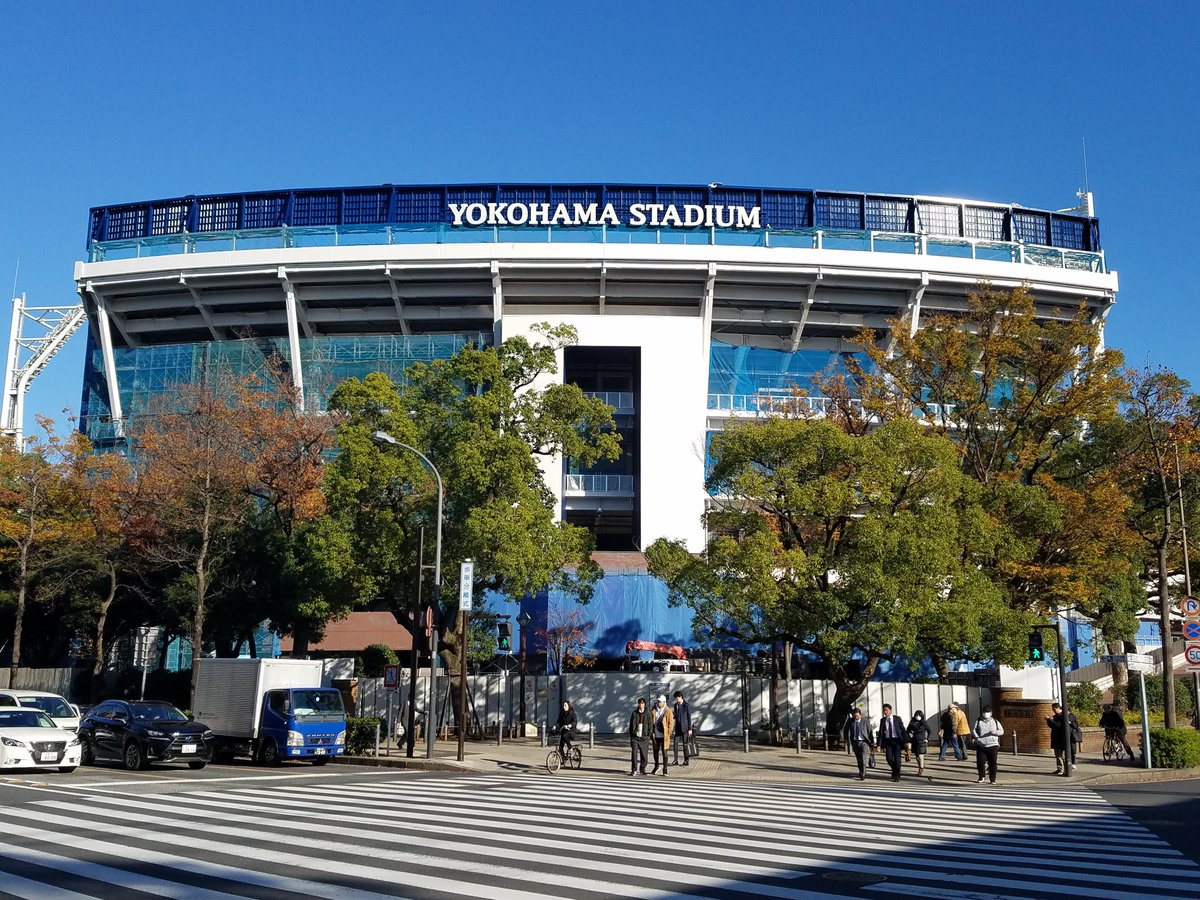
xmin=311 ymin=757 xmax=330 ymax=766
xmin=123 ymin=740 xmax=148 ymax=771
xmin=257 ymin=739 xmax=282 ymax=767
xmin=188 ymin=760 xmax=207 ymax=770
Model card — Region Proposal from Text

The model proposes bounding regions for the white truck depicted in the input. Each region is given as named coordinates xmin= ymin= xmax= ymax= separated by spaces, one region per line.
xmin=192 ymin=658 xmax=346 ymax=765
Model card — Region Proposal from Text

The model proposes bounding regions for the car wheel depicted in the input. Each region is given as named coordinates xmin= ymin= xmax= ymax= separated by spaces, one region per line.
xmin=311 ymin=756 xmax=329 ymax=766
xmin=257 ymin=739 xmax=282 ymax=767
xmin=123 ymin=740 xmax=147 ymax=771
xmin=58 ymin=766 xmax=77 ymax=774
xmin=188 ymin=760 xmax=207 ymax=770
xmin=79 ymin=737 xmax=94 ymax=766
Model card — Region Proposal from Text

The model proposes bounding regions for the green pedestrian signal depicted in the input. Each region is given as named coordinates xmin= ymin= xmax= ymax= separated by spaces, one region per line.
xmin=497 ymin=621 xmax=513 ymax=653
xmin=1028 ymin=630 xmax=1044 ymax=662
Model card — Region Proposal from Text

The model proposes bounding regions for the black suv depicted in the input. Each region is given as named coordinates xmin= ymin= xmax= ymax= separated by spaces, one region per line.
xmin=79 ymin=700 xmax=214 ymax=770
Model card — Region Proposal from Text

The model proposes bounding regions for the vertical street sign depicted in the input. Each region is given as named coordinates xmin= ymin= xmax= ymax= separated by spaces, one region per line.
xmin=1182 ymin=596 xmax=1200 ymax=672
xmin=459 ymin=560 xmax=474 ymax=612
xmin=384 ymin=664 xmax=400 ymax=690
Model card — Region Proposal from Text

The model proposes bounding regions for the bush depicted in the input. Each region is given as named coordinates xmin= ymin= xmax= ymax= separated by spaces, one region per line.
xmin=345 ymin=716 xmax=384 ymax=755
xmin=1126 ymin=675 xmax=1198 ymax=718
xmin=1068 ymin=682 xmax=1103 ymax=717
xmin=359 ymin=644 xmax=399 ymax=678
xmin=1148 ymin=728 xmax=1200 ymax=769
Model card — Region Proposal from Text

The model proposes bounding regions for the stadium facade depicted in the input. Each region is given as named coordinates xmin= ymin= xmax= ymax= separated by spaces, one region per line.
xmin=72 ymin=183 xmax=1118 ymax=658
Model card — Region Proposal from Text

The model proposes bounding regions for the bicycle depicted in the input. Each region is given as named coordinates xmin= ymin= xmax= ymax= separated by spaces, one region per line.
xmin=546 ymin=741 xmax=583 ymax=773
xmin=1102 ymin=729 xmax=1127 ymax=762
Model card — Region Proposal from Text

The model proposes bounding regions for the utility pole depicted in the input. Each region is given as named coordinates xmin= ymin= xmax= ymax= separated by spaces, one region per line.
xmin=457 ymin=559 xmax=473 ymax=763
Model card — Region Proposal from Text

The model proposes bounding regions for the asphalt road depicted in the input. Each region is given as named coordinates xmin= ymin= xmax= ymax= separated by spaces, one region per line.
xmin=1095 ymin=777 xmax=1200 ymax=865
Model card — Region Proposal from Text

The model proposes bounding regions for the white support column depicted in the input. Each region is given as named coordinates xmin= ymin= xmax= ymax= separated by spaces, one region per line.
xmin=385 ymin=266 xmax=412 ymax=337
xmin=278 ymin=268 xmax=306 ymax=410
xmin=886 ymin=275 xmax=928 ymax=359
xmin=1 ymin=294 xmax=23 ymax=440
xmin=788 ymin=279 xmax=820 ymax=352
xmin=491 ymin=261 xmax=504 ymax=337
xmin=1093 ymin=299 xmax=1115 ymax=356
xmin=700 ymin=264 xmax=717 ymax=393
xmin=90 ymin=285 xmax=125 ymax=436
xmin=598 ymin=265 xmax=607 ymax=315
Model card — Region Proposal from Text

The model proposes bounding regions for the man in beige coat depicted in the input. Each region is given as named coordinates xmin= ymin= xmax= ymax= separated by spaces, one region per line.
xmin=953 ymin=703 xmax=971 ymax=759
xmin=650 ymin=695 xmax=675 ymax=776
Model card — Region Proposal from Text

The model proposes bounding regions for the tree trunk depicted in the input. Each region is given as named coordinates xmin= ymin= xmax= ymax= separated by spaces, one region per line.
xmin=90 ymin=567 xmax=118 ymax=703
xmin=247 ymin=628 xmax=257 ymax=659
xmin=1159 ymin=542 xmax=1177 ymax=728
xmin=824 ymin=658 xmax=879 ymax=739
xmin=9 ymin=540 xmax=29 ymax=683
xmin=189 ymin=519 xmax=211 ymax=707
xmin=931 ymin=653 xmax=950 ymax=681
xmin=1108 ymin=638 xmax=1129 ymax=714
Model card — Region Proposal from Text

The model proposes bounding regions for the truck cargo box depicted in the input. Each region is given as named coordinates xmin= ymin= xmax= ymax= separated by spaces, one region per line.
xmin=193 ymin=658 xmax=325 ymax=739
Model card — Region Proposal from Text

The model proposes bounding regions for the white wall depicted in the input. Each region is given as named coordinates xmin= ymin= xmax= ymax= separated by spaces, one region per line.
xmin=501 ymin=313 xmax=708 ymax=550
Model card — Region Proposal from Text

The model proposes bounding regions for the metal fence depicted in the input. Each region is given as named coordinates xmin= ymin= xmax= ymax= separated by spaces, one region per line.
xmin=0 ymin=668 xmax=76 ymax=697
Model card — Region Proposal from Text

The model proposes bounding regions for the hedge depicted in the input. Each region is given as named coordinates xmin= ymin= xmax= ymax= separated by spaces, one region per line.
xmin=1125 ymin=675 xmax=1197 ymax=717
xmin=1148 ymin=728 xmax=1200 ymax=769
xmin=359 ymin=644 xmax=400 ymax=678
xmin=1067 ymin=683 xmax=1103 ymax=717
xmin=346 ymin=716 xmax=384 ymax=755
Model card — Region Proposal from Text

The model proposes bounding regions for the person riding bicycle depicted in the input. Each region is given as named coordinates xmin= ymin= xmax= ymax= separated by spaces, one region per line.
xmin=555 ymin=700 xmax=578 ymax=757
xmin=1099 ymin=704 xmax=1134 ymax=759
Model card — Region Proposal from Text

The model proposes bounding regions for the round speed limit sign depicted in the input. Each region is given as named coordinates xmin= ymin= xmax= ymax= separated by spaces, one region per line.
xmin=1186 ymin=644 xmax=1200 ymax=666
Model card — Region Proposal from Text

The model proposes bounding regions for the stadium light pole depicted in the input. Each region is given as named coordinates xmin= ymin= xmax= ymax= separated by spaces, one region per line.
xmin=371 ymin=429 xmax=442 ymax=760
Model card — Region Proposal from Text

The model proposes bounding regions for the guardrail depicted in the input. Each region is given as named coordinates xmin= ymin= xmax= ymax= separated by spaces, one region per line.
xmin=564 ymin=474 xmax=636 ymax=495
xmin=582 ymin=390 xmax=635 ymax=410
xmin=87 ymin=224 xmax=1105 ymax=274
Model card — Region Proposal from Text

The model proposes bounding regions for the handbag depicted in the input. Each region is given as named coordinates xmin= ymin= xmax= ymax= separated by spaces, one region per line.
xmin=689 ymin=735 xmax=700 ymax=758
xmin=867 ymin=749 xmax=876 ymax=768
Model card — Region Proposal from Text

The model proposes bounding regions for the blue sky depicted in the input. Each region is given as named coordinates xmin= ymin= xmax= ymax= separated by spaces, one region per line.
xmin=1 ymin=1 xmax=1196 ymax=427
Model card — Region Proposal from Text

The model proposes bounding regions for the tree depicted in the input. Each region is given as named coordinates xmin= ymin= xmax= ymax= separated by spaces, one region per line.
xmin=537 ymin=606 xmax=597 ymax=676
xmin=0 ymin=417 xmax=90 ymax=681
xmin=323 ymin=324 xmax=620 ymax=722
xmin=648 ymin=417 xmax=1009 ymax=734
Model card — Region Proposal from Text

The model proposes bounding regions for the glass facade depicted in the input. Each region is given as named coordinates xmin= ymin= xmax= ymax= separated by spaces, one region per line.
xmin=80 ymin=330 xmax=492 ymax=445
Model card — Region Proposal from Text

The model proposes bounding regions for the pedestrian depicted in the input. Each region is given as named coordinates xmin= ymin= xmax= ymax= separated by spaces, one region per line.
xmin=842 ymin=707 xmax=875 ymax=780
xmin=906 ymin=710 xmax=932 ymax=776
xmin=628 ymin=697 xmax=651 ymax=776
xmin=650 ymin=695 xmax=674 ymax=776
xmin=972 ymin=706 xmax=1004 ymax=784
xmin=953 ymin=702 xmax=971 ymax=759
xmin=1098 ymin=704 xmax=1135 ymax=759
xmin=555 ymin=700 xmax=578 ymax=759
xmin=1046 ymin=702 xmax=1079 ymax=775
xmin=937 ymin=703 xmax=964 ymax=761
xmin=672 ymin=690 xmax=693 ymax=767
xmin=877 ymin=703 xmax=907 ymax=782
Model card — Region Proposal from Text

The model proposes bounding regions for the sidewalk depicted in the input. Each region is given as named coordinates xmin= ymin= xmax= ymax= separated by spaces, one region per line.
xmin=338 ymin=734 xmax=1199 ymax=787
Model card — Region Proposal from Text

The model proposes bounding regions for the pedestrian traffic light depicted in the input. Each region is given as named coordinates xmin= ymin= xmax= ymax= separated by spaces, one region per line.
xmin=1028 ymin=630 xmax=1044 ymax=662
xmin=497 ymin=621 xmax=512 ymax=653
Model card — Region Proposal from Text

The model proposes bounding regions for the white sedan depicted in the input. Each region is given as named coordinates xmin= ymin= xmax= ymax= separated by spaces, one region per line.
xmin=0 ymin=708 xmax=82 ymax=773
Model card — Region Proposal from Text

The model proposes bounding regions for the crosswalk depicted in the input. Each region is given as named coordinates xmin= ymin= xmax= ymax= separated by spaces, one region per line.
xmin=0 ymin=772 xmax=1195 ymax=899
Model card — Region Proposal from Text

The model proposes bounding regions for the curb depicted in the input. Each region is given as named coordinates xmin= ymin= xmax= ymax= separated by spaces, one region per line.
xmin=333 ymin=755 xmax=484 ymax=773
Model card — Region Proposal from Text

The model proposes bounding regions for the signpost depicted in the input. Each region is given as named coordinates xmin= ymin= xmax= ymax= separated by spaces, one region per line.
xmin=133 ymin=626 xmax=161 ymax=701
xmin=457 ymin=560 xmax=473 ymax=763
xmin=1103 ymin=653 xmax=1156 ymax=769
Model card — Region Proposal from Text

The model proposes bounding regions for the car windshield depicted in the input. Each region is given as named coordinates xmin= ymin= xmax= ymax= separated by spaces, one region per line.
xmin=0 ymin=709 xmax=56 ymax=729
xmin=129 ymin=703 xmax=188 ymax=723
xmin=289 ymin=690 xmax=345 ymax=722
xmin=18 ymin=696 xmax=73 ymax=718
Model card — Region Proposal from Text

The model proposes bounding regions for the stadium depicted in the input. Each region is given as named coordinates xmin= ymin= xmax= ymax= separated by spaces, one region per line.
xmin=63 ymin=182 xmax=1117 ymax=663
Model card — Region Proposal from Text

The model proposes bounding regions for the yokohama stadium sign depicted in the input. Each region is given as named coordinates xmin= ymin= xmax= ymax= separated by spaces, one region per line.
xmin=448 ymin=202 xmax=761 ymax=229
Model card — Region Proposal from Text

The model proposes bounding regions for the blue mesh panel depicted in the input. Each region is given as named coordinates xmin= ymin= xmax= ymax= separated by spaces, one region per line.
xmin=1051 ymin=216 xmax=1086 ymax=251
xmin=103 ymin=206 xmax=148 ymax=240
xmin=197 ymin=197 xmax=240 ymax=231
xmin=1012 ymin=210 xmax=1050 ymax=245
xmin=919 ymin=202 xmax=960 ymax=237
xmin=761 ymin=192 xmax=812 ymax=229
xmin=816 ymin=194 xmax=863 ymax=229
xmin=500 ymin=186 xmax=552 ymax=205
xmin=714 ymin=190 xmax=758 ymax=209
xmin=150 ymin=202 xmax=189 ymax=236
xmin=395 ymin=189 xmax=443 ymax=222
xmin=605 ymin=187 xmax=655 ymax=219
xmin=342 ymin=190 xmax=390 ymax=225
xmin=242 ymin=194 xmax=288 ymax=228
xmin=964 ymin=206 xmax=1005 ymax=241
xmin=865 ymin=197 xmax=910 ymax=232
xmin=446 ymin=186 xmax=497 ymax=206
xmin=290 ymin=193 xmax=338 ymax=227
xmin=656 ymin=187 xmax=706 ymax=206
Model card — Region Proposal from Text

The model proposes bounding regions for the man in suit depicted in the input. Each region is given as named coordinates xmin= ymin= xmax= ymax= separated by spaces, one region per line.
xmin=877 ymin=703 xmax=907 ymax=782
xmin=842 ymin=708 xmax=874 ymax=780
xmin=672 ymin=690 xmax=693 ymax=767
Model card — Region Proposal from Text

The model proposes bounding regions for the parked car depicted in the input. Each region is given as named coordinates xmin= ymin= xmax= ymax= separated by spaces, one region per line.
xmin=0 ymin=707 xmax=82 ymax=773
xmin=78 ymin=700 xmax=214 ymax=771
xmin=0 ymin=689 xmax=81 ymax=732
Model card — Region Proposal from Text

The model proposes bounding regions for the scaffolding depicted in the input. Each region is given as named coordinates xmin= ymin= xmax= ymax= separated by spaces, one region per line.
xmin=2 ymin=294 xmax=86 ymax=444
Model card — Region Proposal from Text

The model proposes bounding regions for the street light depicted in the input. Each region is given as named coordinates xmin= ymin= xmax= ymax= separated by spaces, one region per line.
xmin=371 ymin=429 xmax=442 ymax=761
xmin=517 ymin=609 xmax=532 ymax=734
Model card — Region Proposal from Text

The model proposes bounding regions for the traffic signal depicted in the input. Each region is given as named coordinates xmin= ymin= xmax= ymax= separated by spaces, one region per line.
xmin=1028 ymin=630 xmax=1045 ymax=663
xmin=497 ymin=621 xmax=513 ymax=653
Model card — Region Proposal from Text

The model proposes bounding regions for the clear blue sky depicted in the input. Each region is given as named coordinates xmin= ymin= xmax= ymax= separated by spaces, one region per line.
xmin=2 ymin=1 xmax=1196 ymax=426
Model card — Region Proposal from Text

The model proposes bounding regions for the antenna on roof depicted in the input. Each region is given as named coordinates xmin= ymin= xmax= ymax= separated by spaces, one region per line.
xmin=1077 ymin=138 xmax=1094 ymax=216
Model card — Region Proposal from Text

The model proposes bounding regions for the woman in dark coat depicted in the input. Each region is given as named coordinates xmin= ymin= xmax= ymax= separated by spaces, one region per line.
xmin=906 ymin=710 xmax=932 ymax=776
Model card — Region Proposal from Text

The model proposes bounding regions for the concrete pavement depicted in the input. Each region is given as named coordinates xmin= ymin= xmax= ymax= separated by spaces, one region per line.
xmin=340 ymin=733 xmax=1197 ymax=786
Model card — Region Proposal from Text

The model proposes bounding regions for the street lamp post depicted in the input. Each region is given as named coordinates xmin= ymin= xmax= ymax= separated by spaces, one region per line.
xmin=371 ymin=430 xmax=442 ymax=761
xmin=517 ymin=609 xmax=531 ymax=735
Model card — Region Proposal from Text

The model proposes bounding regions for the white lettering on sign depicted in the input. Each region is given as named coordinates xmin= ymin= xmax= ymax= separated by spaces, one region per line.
xmin=448 ymin=202 xmax=762 ymax=230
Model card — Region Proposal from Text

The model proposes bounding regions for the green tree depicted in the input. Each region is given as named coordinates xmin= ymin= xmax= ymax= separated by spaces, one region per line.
xmin=322 ymin=324 xmax=619 ymax=721
xmin=648 ymin=417 xmax=1010 ymax=734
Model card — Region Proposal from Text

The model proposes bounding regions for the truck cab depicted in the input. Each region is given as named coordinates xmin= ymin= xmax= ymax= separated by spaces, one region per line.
xmin=261 ymin=688 xmax=346 ymax=764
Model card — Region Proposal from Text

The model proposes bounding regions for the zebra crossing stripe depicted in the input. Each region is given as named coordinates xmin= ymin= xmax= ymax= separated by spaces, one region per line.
xmin=0 ymin=868 xmax=97 ymax=900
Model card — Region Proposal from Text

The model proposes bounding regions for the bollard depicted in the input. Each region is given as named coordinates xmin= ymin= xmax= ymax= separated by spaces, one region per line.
xmin=743 ymin=728 xmax=750 ymax=753
xmin=589 ymin=725 xmax=595 ymax=750
xmin=497 ymin=716 xmax=503 ymax=747
xmin=374 ymin=721 xmax=381 ymax=762
xmin=796 ymin=728 xmax=802 ymax=756
xmin=540 ymin=722 xmax=547 ymax=748
xmin=1012 ymin=730 xmax=1018 ymax=756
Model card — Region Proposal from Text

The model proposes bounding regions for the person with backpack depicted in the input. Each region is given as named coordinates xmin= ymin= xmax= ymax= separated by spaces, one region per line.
xmin=972 ymin=706 xmax=1004 ymax=784
xmin=937 ymin=703 xmax=965 ymax=761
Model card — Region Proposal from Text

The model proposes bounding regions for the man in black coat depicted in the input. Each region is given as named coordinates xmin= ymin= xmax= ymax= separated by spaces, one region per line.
xmin=1046 ymin=702 xmax=1079 ymax=775
xmin=672 ymin=690 xmax=693 ymax=766
xmin=628 ymin=698 xmax=651 ymax=776
xmin=877 ymin=703 xmax=907 ymax=782
xmin=842 ymin=708 xmax=874 ymax=780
